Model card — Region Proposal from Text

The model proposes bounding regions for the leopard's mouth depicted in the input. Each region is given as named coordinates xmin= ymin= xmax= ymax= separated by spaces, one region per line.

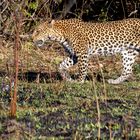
xmin=34 ymin=39 xmax=44 ymax=47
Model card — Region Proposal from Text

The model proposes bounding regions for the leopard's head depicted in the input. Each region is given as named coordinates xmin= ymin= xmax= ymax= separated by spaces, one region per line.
xmin=32 ymin=20 xmax=64 ymax=47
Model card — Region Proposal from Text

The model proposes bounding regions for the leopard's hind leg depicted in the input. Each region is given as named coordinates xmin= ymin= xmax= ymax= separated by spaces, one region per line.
xmin=108 ymin=49 xmax=139 ymax=84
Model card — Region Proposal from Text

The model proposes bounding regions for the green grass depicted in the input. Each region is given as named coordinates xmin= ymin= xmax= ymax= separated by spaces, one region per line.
xmin=0 ymin=64 xmax=140 ymax=139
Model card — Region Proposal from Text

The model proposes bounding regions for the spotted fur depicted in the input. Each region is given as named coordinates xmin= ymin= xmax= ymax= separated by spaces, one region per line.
xmin=32 ymin=18 xmax=140 ymax=84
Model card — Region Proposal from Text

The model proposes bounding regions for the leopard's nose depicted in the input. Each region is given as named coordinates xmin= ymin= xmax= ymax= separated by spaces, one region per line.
xmin=34 ymin=40 xmax=44 ymax=47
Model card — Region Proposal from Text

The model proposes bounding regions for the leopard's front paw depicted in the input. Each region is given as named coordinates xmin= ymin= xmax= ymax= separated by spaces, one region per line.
xmin=107 ymin=79 xmax=121 ymax=84
xmin=67 ymin=79 xmax=85 ymax=83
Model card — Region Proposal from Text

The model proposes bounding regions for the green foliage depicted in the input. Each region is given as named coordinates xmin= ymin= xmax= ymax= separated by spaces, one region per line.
xmin=0 ymin=78 xmax=140 ymax=139
xmin=98 ymin=8 xmax=108 ymax=21
xmin=29 ymin=1 xmax=38 ymax=10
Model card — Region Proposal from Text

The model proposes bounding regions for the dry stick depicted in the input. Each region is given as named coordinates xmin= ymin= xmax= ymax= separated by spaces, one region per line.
xmin=109 ymin=121 xmax=113 ymax=140
xmin=96 ymin=94 xmax=101 ymax=140
xmin=10 ymin=10 xmax=20 ymax=117
xmin=97 ymin=56 xmax=107 ymax=103
xmin=120 ymin=0 xmax=126 ymax=18
xmin=91 ymin=78 xmax=101 ymax=139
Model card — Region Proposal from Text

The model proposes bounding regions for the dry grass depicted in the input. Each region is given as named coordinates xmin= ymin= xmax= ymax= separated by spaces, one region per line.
xmin=0 ymin=41 xmax=132 ymax=78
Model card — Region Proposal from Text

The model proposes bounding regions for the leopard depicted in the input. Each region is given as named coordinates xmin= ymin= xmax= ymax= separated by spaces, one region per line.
xmin=32 ymin=18 xmax=140 ymax=84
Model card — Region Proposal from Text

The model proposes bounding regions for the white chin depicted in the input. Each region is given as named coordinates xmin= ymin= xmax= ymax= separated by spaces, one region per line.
xmin=37 ymin=43 xmax=44 ymax=47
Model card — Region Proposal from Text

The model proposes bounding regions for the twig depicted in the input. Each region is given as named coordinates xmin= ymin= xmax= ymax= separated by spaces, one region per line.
xmin=1 ymin=0 xmax=9 ymax=14
xmin=128 ymin=10 xmax=138 ymax=17
xmin=91 ymin=78 xmax=101 ymax=140
xmin=2 ymin=32 xmax=31 ymax=40
xmin=120 ymin=0 xmax=126 ymax=18
xmin=10 ymin=4 xmax=21 ymax=118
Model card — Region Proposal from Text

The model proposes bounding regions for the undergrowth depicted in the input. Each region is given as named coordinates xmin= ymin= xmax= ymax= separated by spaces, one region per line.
xmin=0 ymin=71 xmax=140 ymax=139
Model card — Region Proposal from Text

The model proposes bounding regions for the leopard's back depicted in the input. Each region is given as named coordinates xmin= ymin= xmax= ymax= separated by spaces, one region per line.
xmin=85 ymin=18 xmax=140 ymax=55
xmin=50 ymin=18 xmax=140 ymax=56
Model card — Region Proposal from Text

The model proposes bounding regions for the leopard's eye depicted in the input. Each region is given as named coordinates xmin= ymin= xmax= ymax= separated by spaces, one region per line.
xmin=35 ymin=30 xmax=40 ymax=35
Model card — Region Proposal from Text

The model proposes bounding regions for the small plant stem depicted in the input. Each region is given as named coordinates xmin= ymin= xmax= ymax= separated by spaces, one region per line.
xmin=10 ymin=8 xmax=20 ymax=118
xmin=91 ymin=78 xmax=101 ymax=139
xmin=109 ymin=121 xmax=113 ymax=140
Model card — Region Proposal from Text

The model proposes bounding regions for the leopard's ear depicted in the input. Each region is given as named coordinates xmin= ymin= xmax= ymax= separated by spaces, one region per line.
xmin=48 ymin=20 xmax=55 ymax=28
xmin=51 ymin=20 xmax=55 ymax=25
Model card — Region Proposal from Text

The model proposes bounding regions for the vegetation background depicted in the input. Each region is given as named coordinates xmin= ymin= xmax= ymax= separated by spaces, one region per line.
xmin=0 ymin=0 xmax=140 ymax=139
